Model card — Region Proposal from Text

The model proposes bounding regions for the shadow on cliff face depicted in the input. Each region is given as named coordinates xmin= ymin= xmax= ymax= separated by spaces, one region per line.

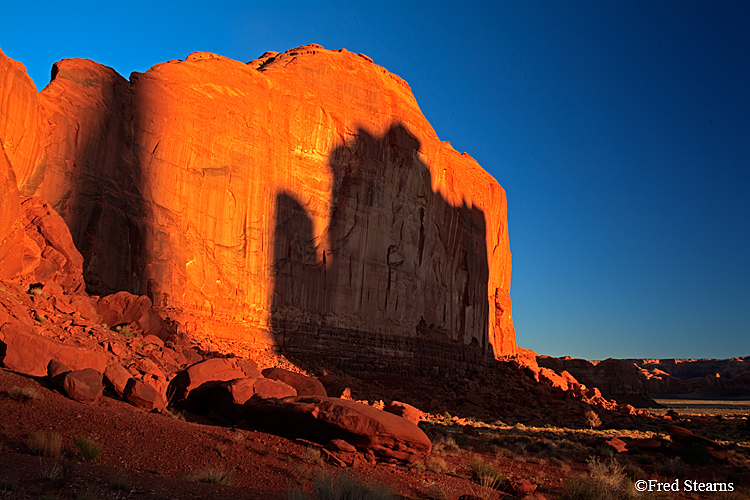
xmin=271 ymin=124 xmax=493 ymax=376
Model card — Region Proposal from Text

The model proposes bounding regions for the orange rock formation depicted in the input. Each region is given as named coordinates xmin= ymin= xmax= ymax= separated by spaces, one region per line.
xmin=0 ymin=44 xmax=516 ymax=370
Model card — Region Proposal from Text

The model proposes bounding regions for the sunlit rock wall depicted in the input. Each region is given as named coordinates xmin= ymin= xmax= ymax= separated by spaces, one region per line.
xmin=0 ymin=45 xmax=516 ymax=372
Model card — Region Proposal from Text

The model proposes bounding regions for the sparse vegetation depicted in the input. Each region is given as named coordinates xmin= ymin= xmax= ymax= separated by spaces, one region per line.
xmin=194 ymin=465 xmax=234 ymax=485
xmin=585 ymin=410 xmax=602 ymax=429
xmin=558 ymin=457 xmax=638 ymax=500
xmin=303 ymin=446 xmax=325 ymax=467
xmin=113 ymin=324 xmax=134 ymax=338
xmin=8 ymin=385 xmax=41 ymax=401
xmin=468 ymin=456 xmax=506 ymax=488
xmin=27 ymin=432 xmax=62 ymax=458
xmin=74 ymin=435 xmax=103 ymax=462
xmin=426 ymin=457 xmax=449 ymax=473
xmin=39 ymin=460 xmax=71 ymax=489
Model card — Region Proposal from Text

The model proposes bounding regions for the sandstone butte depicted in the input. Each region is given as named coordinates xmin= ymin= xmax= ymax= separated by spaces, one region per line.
xmin=0 ymin=44 xmax=517 ymax=373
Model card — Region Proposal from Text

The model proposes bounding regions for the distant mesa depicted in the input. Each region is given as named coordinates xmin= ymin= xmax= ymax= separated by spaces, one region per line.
xmin=0 ymin=43 xmax=516 ymax=374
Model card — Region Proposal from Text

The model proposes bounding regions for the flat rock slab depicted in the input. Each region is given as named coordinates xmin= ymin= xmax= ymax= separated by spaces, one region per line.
xmin=0 ymin=324 xmax=106 ymax=377
xmin=245 ymin=396 xmax=431 ymax=462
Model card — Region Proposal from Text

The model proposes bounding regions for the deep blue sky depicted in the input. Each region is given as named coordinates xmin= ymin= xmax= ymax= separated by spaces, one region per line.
xmin=2 ymin=1 xmax=748 ymax=360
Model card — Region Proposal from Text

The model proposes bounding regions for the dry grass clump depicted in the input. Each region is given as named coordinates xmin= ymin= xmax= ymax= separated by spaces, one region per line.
xmin=27 ymin=432 xmax=62 ymax=457
xmin=468 ymin=456 xmax=506 ymax=486
xmin=558 ymin=457 xmax=639 ymax=500
xmin=74 ymin=435 xmax=103 ymax=462
xmin=288 ymin=470 xmax=394 ymax=500
xmin=8 ymin=385 xmax=42 ymax=401
xmin=426 ymin=457 xmax=449 ymax=474
xmin=432 ymin=435 xmax=460 ymax=454
xmin=195 ymin=465 xmax=234 ymax=485
xmin=303 ymin=446 xmax=326 ymax=467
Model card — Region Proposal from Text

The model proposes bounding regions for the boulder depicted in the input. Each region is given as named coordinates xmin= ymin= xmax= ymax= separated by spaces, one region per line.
xmin=245 ymin=396 xmax=432 ymax=462
xmin=47 ymin=359 xmax=71 ymax=386
xmin=318 ymin=374 xmax=353 ymax=399
xmin=104 ymin=363 xmax=132 ymax=397
xmin=19 ymin=197 xmax=85 ymax=293
xmin=383 ymin=401 xmax=425 ymax=425
xmin=508 ymin=478 xmax=538 ymax=497
xmin=261 ymin=368 xmax=327 ymax=397
xmin=0 ymin=324 xmax=107 ymax=377
xmin=666 ymin=424 xmax=727 ymax=462
xmin=185 ymin=376 xmax=297 ymax=422
xmin=167 ymin=357 xmax=260 ymax=403
xmin=252 ymin=378 xmax=297 ymax=400
xmin=62 ymin=368 xmax=103 ymax=404
xmin=124 ymin=378 xmax=166 ymax=412
xmin=96 ymin=291 xmax=151 ymax=328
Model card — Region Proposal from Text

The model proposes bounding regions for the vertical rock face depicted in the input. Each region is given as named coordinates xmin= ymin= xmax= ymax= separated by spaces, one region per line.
xmin=0 ymin=44 xmax=516 ymax=370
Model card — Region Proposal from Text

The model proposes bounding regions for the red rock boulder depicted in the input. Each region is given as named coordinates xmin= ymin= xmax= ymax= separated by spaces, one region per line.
xmin=62 ymin=368 xmax=103 ymax=404
xmin=261 ymin=368 xmax=327 ymax=397
xmin=245 ymin=396 xmax=432 ymax=462
xmin=0 ymin=324 xmax=106 ymax=377
xmin=185 ymin=376 xmax=297 ymax=422
xmin=104 ymin=363 xmax=132 ymax=398
xmin=167 ymin=357 xmax=260 ymax=403
xmin=124 ymin=378 xmax=166 ymax=412
xmin=383 ymin=401 xmax=425 ymax=425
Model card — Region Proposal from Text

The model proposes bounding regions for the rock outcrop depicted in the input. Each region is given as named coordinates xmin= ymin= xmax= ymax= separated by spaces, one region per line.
xmin=0 ymin=44 xmax=516 ymax=375
xmin=537 ymin=356 xmax=654 ymax=407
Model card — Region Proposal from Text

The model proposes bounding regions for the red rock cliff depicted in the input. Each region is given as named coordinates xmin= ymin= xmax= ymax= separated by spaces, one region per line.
xmin=0 ymin=44 xmax=516 ymax=370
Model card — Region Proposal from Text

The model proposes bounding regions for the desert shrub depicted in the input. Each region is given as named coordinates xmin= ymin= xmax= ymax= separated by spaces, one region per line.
xmin=622 ymin=463 xmax=647 ymax=480
xmin=426 ymin=457 xmax=448 ymax=473
xmin=406 ymin=460 xmax=425 ymax=471
xmin=195 ymin=466 xmax=233 ymax=485
xmin=303 ymin=446 xmax=325 ymax=467
xmin=27 ymin=432 xmax=62 ymax=457
xmin=558 ymin=457 xmax=637 ymax=500
xmin=8 ymin=385 xmax=41 ymax=401
xmin=432 ymin=435 xmax=459 ymax=454
xmin=74 ymin=435 xmax=103 ymax=462
xmin=40 ymin=460 xmax=71 ymax=489
xmin=468 ymin=456 xmax=506 ymax=486
xmin=112 ymin=324 xmax=134 ymax=339
xmin=585 ymin=410 xmax=602 ymax=429
xmin=490 ymin=444 xmax=515 ymax=459
xmin=288 ymin=470 xmax=395 ymax=500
